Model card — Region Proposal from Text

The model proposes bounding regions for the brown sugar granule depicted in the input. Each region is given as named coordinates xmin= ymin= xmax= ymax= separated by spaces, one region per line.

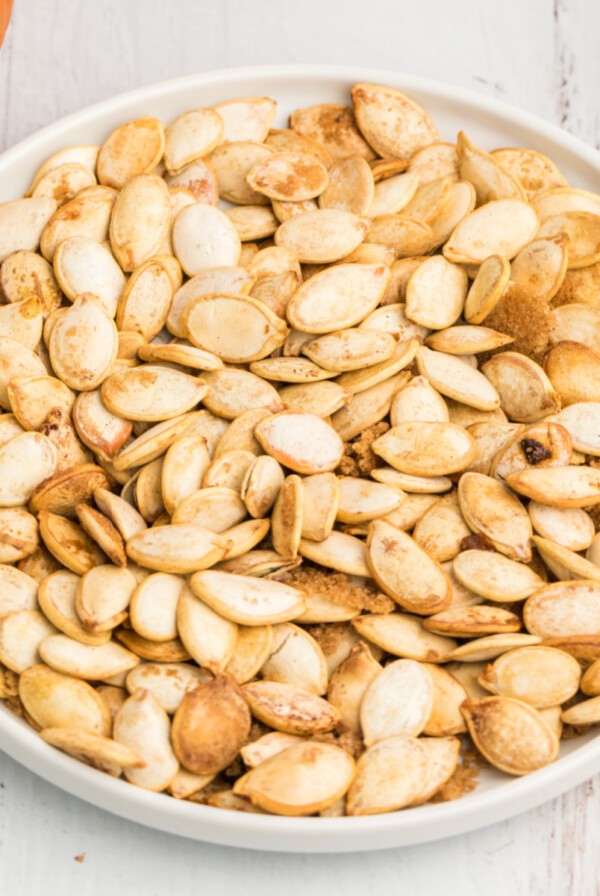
xmin=281 ymin=564 xmax=394 ymax=613
xmin=430 ymin=740 xmax=488 ymax=803
xmin=5 ymin=695 xmax=23 ymax=718
xmin=305 ymin=621 xmax=353 ymax=657
xmin=483 ymin=283 xmax=556 ymax=364
xmin=337 ymin=422 xmax=389 ymax=478
xmin=311 ymin=728 xmax=364 ymax=759
xmin=460 ymin=534 xmax=495 ymax=552
xmin=551 ymin=261 xmax=600 ymax=309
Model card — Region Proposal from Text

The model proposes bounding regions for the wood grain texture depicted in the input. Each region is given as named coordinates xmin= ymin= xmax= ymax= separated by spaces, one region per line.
xmin=1 ymin=0 xmax=600 ymax=893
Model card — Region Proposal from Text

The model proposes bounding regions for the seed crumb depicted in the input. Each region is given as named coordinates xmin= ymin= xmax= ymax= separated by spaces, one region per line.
xmin=282 ymin=564 xmax=394 ymax=613
xmin=483 ymin=284 xmax=556 ymax=364
xmin=337 ymin=422 xmax=389 ymax=477
xmin=430 ymin=740 xmax=487 ymax=803
xmin=74 ymin=854 xmax=86 ymax=864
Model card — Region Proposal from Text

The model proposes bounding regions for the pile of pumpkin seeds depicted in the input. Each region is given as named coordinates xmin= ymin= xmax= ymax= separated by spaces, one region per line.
xmin=1 ymin=82 xmax=600 ymax=817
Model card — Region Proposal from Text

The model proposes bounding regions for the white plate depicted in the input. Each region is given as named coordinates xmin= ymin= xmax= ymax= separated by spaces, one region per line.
xmin=1 ymin=64 xmax=600 ymax=853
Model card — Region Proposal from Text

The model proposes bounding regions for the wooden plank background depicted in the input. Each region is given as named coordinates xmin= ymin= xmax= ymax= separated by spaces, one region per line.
xmin=1 ymin=1 xmax=599 ymax=893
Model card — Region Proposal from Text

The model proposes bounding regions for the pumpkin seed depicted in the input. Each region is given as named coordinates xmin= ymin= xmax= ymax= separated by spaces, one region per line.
xmin=246 ymin=152 xmax=329 ymax=202
xmin=337 ymin=477 xmax=402 ymax=524
xmin=412 ymin=491 xmax=470 ymax=561
xmin=234 ymin=740 xmax=354 ymax=816
xmin=254 ymin=411 xmax=343 ymax=474
xmin=49 ymin=294 xmax=118 ymax=392
xmin=261 ymin=623 xmax=328 ymax=695
xmin=171 ymin=487 xmax=246 ymax=533
xmin=176 ymin=585 xmax=238 ymax=673
xmin=72 ymin=390 xmax=132 ymax=462
xmin=303 ymin=328 xmax=396 ymax=373
xmin=360 ymin=301 xmax=429 ymax=340
xmin=491 ymin=422 xmax=572 ymax=484
xmin=416 ymin=347 xmax=500 ymax=411
xmin=41 ymin=727 xmax=144 ymax=777
xmin=0 ymin=336 xmax=47 ymax=408
xmin=367 ymin=519 xmax=451 ymax=614
xmin=225 ymin=206 xmax=280 ymax=241
xmin=37 ymin=569 xmax=109 ymax=646
xmin=426 ymin=325 xmax=513 ymax=355
xmin=93 ymin=488 xmax=147 ymax=541
xmin=101 ymin=365 xmax=207 ymax=421
xmin=482 ymin=352 xmax=561 ymax=423
xmin=113 ymin=689 xmax=178 ymax=791
xmin=457 ymin=131 xmax=525 ymax=203
xmin=29 ymin=464 xmax=110 ymax=518
xmin=0 ymin=198 xmax=58 ymax=263
xmin=319 ymin=156 xmax=374 ymax=214
xmin=190 ymin=570 xmax=304 ymax=625
xmin=127 ymin=573 xmax=184 ymax=642
xmin=0 ymin=432 xmax=57 ymax=507
xmin=125 ymin=524 xmax=226 ymax=573
xmin=287 ymin=263 xmax=387 ymax=334
xmin=7 ymin=376 xmax=74 ymax=432
xmin=480 ymin=645 xmax=580 ymax=708
xmin=351 ymin=82 xmax=439 ymax=159
xmin=114 ymin=413 xmax=202 ymax=471
xmin=41 ymin=188 xmax=115 ymax=262
xmin=444 ymin=200 xmax=538 ymax=264
xmin=0 ymin=610 xmax=57 ymax=673
xmin=275 ymin=210 xmax=369 ymax=264
xmin=19 ymin=664 xmax=111 ymax=734
xmin=372 ymin=421 xmax=477 ymax=476
xmin=201 ymin=369 xmax=282 ymax=420
xmin=544 ymin=340 xmax=600 ymax=406
xmin=160 ymin=435 xmax=211 ymax=515
xmin=507 ymin=466 xmax=600 ymax=507
xmin=240 ymin=731 xmax=305 ymax=768
xmin=461 ymin=696 xmax=559 ymax=775
xmin=424 ymin=604 xmax=521 ymax=636
xmin=326 ymin=642 xmax=382 ymax=733
xmin=115 ymin=629 xmax=190 ymax=663
xmin=538 ymin=211 xmax=600 ymax=268
xmin=524 ymin=581 xmax=600 ymax=639
xmin=125 ymin=662 xmax=210 ymax=715
xmin=458 ymin=472 xmax=532 ymax=561
xmin=331 ymin=372 xmax=409 ymax=441
xmin=164 ymin=108 xmax=223 ymax=174
xmin=171 ymin=204 xmax=241 ymax=276
xmin=242 ymin=680 xmax=339 ymax=734
xmin=171 ymin=674 xmax=250 ymax=776
xmin=53 ymin=236 xmax=124 ymax=318
xmin=353 ymin=612 xmax=457 ymax=662
xmin=453 ymin=549 xmax=543 ymax=602
xmin=39 ymin=634 xmax=138 ymax=680
xmin=299 ymin=531 xmax=369 ymax=577
xmin=75 ymin=565 xmax=136 ymax=633
xmin=183 ymin=293 xmax=287 ymax=363
xmin=109 ymin=175 xmax=170 ymax=271
xmin=561 ymin=696 xmax=600 ymax=726
xmin=529 ymin=502 xmax=595 ymax=552
xmin=0 ymin=508 xmax=39 ymax=564
xmin=165 ymin=159 xmax=218 ymax=205
xmin=97 ymin=116 xmax=165 ymax=189
xmin=347 ymin=735 xmax=428 ymax=815
xmin=389 ymin=375 xmax=449 ymax=428
xmin=422 ymin=664 xmax=468 ymax=736
xmin=405 ymin=256 xmax=468 ymax=329
xmin=360 ymin=658 xmax=433 ymax=745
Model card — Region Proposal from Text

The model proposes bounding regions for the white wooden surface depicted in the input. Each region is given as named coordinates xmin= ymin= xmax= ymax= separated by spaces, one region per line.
xmin=1 ymin=0 xmax=600 ymax=892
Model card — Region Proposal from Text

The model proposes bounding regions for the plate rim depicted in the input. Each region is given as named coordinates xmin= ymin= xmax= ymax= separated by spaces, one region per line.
xmin=1 ymin=62 xmax=600 ymax=852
